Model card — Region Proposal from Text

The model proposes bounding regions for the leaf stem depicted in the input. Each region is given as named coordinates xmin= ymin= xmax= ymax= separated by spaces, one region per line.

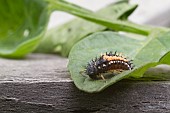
xmin=46 ymin=0 xmax=165 ymax=36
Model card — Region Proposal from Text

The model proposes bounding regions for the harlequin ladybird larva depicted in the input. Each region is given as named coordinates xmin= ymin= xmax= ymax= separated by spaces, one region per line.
xmin=84 ymin=51 xmax=134 ymax=80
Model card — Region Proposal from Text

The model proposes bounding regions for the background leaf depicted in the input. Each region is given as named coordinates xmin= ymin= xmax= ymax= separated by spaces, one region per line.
xmin=35 ymin=1 xmax=137 ymax=57
xmin=0 ymin=0 xmax=49 ymax=58
xmin=68 ymin=31 xmax=170 ymax=93
xmin=0 ymin=0 xmax=158 ymax=58
xmin=48 ymin=0 xmax=153 ymax=36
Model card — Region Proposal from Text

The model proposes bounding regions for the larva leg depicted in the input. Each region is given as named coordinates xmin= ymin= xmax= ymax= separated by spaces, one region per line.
xmin=79 ymin=69 xmax=87 ymax=77
xmin=113 ymin=69 xmax=123 ymax=75
xmin=100 ymin=74 xmax=106 ymax=80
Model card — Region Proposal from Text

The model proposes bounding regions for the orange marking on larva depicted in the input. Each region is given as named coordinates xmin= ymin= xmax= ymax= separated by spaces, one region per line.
xmin=103 ymin=55 xmax=128 ymax=62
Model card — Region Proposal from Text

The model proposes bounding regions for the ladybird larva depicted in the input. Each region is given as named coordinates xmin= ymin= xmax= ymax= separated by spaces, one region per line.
xmin=84 ymin=51 xmax=134 ymax=80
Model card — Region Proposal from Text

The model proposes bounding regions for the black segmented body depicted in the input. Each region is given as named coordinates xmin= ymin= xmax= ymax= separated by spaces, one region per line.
xmin=85 ymin=51 xmax=133 ymax=79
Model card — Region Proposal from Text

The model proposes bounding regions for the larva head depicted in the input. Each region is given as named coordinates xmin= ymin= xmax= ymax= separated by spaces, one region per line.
xmin=85 ymin=61 xmax=98 ymax=79
xmin=86 ymin=65 xmax=97 ymax=79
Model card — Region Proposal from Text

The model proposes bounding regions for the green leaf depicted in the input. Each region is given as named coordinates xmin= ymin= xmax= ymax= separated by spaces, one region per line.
xmin=35 ymin=1 xmax=137 ymax=57
xmin=68 ymin=31 xmax=170 ymax=93
xmin=0 ymin=0 xmax=49 ymax=58
xmin=130 ymin=31 xmax=170 ymax=80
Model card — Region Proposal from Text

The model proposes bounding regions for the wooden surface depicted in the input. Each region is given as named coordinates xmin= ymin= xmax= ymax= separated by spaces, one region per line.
xmin=0 ymin=54 xmax=170 ymax=113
